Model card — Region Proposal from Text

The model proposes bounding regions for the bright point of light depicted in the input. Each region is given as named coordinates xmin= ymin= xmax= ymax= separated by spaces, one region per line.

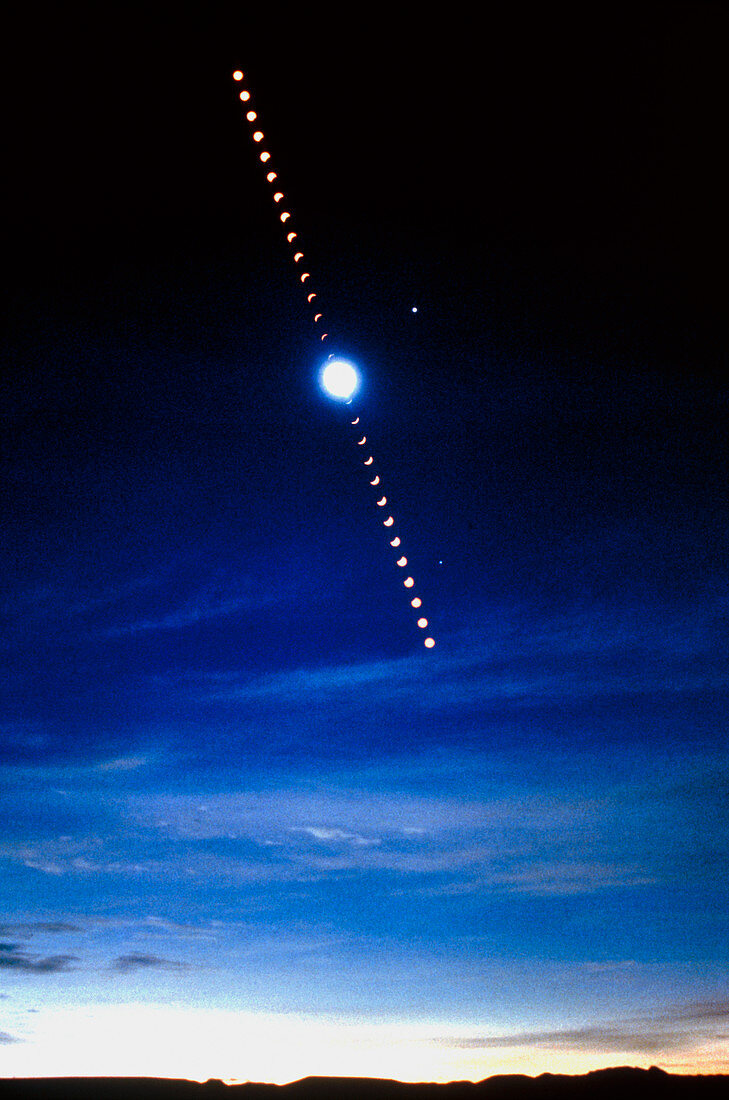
xmin=417 ymin=617 xmax=428 ymax=628
xmin=410 ymin=597 xmax=421 ymax=608
xmin=424 ymin=637 xmax=435 ymax=648
xmin=404 ymin=577 xmax=415 ymax=588
xmin=320 ymin=359 xmax=360 ymax=401
xmin=239 ymin=90 xmax=251 ymax=102
xmin=412 ymin=306 xmax=418 ymax=313
xmin=232 ymin=71 xmax=244 ymax=81
xmin=246 ymin=111 xmax=257 ymax=121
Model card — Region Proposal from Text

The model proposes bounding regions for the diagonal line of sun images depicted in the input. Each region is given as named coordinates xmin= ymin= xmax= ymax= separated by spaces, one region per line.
xmin=233 ymin=70 xmax=434 ymax=649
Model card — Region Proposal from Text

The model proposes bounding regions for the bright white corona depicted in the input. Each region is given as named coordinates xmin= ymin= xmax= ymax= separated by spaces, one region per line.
xmin=320 ymin=359 xmax=360 ymax=401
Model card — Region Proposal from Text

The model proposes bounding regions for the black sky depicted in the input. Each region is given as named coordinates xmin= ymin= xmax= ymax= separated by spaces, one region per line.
xmin=6 ymin=5 xmax=727 ymax=286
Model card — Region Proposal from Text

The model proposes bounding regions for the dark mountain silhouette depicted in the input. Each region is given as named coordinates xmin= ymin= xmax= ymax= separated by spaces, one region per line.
xmin=1 ymin=1068 xmax=728 ymax=1099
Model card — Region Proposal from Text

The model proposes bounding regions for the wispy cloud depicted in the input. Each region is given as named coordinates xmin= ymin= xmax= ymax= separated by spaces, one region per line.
xmin=0 ymin=754 xmax=152 ymax=787
xmin=0 ymin=943 xmax=77 ymax=973
xmin=441 ymin=1000 xmax=729 ymax=1056
xmin=0 ymin=1031 xmax=21 ymax=1044
xmin=104 ymin=591 xmax=272 ymax=638
xmin=102 ymin=787 xmax=654 ymax=896
xmin=0 ymin=922 xmax=81 ymax=936
xmin=673 ymin=1000 xmax=729 ymax=1022
xmin=126 ymin=786 xmax=494 ymax=840
xmin=110 ymin=953 xmax=189 ymax=973
xmin=0 ymin=573 xmax=159 ymax=634
xmin=1 ymin=566 xmax=287 ymax=651
xmin=447 ymin=1024 xmax=676 ymax=1054
xmin=180 ymin=594 xmax=729 ymax=713
xmin=292 ymin=826 xmax=380 ymax=847
xmin=0 ymin=789 xmax=612 ymax=895
xmin=0 ymin=833 xmax=173 ymax=880
xmin=419 ymin=860 xmax=656 ymax=898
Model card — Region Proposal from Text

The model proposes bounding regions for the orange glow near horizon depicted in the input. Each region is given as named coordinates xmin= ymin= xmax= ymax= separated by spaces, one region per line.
xmin=9 ymin=1002 xmax=720 ymax=1083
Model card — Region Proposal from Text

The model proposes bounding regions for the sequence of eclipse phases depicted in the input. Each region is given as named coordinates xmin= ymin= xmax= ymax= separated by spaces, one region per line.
xmin=233 ymin=69 xmax=435 ymax=648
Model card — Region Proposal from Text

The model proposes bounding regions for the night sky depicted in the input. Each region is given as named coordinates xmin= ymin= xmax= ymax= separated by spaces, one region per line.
xmin=2 ymin=3 xmax=728 ymax=1083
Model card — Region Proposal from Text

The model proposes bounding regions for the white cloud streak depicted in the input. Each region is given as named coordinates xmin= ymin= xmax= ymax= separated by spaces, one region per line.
xmin=0 ymin=782 xmax=655 ymax=898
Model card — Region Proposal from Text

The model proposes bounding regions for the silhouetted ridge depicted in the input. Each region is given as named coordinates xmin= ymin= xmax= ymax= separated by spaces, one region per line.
xmin=1 ymin=1068 xmax=728 ymax=1099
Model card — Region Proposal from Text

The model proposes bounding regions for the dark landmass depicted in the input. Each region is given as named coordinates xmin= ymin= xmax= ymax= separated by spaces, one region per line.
xmin=1 ymin=1068 xmax=728 ymax=1099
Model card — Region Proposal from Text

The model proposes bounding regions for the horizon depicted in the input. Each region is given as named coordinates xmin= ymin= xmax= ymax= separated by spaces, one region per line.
xmin=0 ymin=1065 xmax=719 ymax=1086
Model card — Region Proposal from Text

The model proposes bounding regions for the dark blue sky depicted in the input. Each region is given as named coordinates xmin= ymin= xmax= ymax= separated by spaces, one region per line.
xmin=2 ymin=3 xmax=727 ymax=1082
